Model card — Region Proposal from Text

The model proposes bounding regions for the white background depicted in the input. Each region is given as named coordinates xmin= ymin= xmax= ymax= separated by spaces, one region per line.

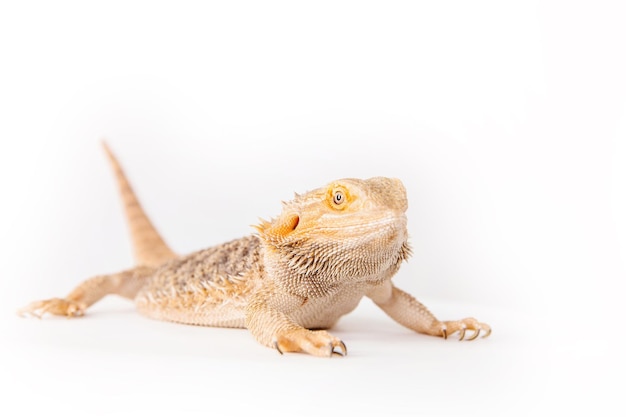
xmin=1 ymin=1 xmax=625 ymax=416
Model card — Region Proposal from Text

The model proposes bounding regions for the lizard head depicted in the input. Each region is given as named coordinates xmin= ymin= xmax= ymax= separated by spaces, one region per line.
xmin=256 ymin=177 xmax=411 ymax=293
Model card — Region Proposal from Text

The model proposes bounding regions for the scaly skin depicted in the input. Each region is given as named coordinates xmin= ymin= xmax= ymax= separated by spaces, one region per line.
xmin=18 ymin=143 xmax=491 ymax=357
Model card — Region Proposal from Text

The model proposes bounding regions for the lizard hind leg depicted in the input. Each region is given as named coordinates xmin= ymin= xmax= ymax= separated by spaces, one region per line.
xmin=18 ymin=266 xmax=154 ymax=318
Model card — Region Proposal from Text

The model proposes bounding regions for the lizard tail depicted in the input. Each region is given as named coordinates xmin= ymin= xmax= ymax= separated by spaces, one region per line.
xmin=102 ymin=141 xmax=177 ymax=267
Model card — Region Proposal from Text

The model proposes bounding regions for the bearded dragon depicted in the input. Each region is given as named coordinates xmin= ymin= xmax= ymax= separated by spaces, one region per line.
xmin=18 ymin=143 xmax=491 ymax=357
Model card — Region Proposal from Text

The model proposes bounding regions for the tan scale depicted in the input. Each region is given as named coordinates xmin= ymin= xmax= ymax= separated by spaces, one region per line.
xmin=18 ymin=143 xmax=491 ymax=357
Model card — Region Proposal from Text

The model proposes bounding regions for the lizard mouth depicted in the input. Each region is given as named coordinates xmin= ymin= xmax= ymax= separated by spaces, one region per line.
xmin=307 ymin=213 xmax=408 ymax=247
xmin=313 ymin=212 xmax=406 ymax=232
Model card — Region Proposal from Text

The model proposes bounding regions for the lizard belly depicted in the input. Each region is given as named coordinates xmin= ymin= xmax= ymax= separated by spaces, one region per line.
xmin=135 ymin=292 xmax=248 ymax=328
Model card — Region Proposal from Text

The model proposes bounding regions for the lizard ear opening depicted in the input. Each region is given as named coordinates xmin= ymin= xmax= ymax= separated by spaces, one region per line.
xmin=255 ymin=213 xmax=300 ymax=241
xmin=288 ymin=214 xmax=300 ymax=231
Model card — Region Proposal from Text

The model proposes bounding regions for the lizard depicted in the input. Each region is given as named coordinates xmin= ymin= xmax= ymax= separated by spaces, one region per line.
xmin=18 ymin=143 xmax=491 ymax=357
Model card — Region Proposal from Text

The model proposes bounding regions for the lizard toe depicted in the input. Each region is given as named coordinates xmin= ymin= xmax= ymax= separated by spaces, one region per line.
xmin=441 ymin=318 xmax=491 ymax=341
xmin=275 ymin=329 xmax=348 ymax=357
xmin=18 ymin=298 xmax=86 ymax=318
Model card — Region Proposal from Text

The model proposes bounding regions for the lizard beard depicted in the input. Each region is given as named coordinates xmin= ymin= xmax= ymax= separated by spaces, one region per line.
xmin=264 ymin=229 xmax=411 ymax=299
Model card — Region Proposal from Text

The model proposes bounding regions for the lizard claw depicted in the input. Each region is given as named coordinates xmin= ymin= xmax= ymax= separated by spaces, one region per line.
xmin=330 ymin=340 xmax=348 ymax=357
xmin=466 ymin=329 xmax=481 ymax=341
xmin=273 ymin=340 xmax=284 ymax=355
xmin=458 ymin=326 xmax=466 ymax=341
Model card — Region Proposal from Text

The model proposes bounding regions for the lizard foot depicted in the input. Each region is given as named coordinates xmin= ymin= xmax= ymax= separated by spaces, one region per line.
xmin=17 ymin=298 xmax=86 ymax=318
xmin=435 ymin=318 xmax=491 ymax=341
xmin=273 ymin=329 xmax=347 ymax=357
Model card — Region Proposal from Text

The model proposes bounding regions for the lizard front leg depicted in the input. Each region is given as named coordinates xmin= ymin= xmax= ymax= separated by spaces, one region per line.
xmin=245 ymin=290 xmax=347 ymax=357
xmin=368 ymin=282 xmax=491 ymax=340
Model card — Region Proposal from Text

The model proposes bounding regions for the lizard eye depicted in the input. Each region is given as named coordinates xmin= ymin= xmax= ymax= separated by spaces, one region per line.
xmin=332 ymin=190 xmax=345 ymax=205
